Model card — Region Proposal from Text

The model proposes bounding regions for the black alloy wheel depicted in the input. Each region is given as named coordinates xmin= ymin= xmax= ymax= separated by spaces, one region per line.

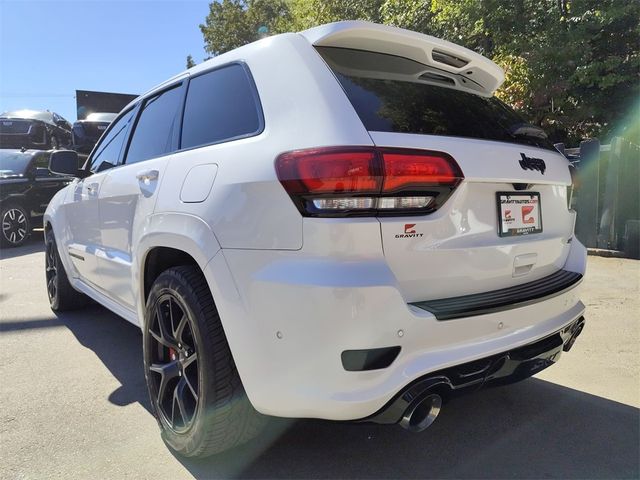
xmin=1 ymin=205 xmax=30 ymax=247
xmin=143 ymin=266 xmax=266 ymax=458
xmin=45 ymin=234 xmax=58 ymax=302
xmin=44 ymin=230 xmax=89 ymax=311
xmin=147 ymin=293 xmax=200 ymax=433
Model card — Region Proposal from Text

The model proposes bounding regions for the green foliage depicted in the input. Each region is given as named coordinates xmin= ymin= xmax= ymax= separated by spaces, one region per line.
xmin=198 ymin=0 xmax=639 ymax=145
xmin=493 ymin=54 xmax=532 ymax=111
xmin=186 ymin=54 xmax=196 ymax=69
xmin=199 ymin=0 xmax=291 ymax=56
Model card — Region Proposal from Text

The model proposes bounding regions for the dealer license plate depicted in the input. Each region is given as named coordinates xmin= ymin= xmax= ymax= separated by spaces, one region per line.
xmin=497 ymin=192 xmax=542 ymax=237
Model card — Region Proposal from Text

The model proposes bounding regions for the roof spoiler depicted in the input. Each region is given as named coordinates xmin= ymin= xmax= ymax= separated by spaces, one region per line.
xmin=301 ymin=21 xmax=504 ymax=96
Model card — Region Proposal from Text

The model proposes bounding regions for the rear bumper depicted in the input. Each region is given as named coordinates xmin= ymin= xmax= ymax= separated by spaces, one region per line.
xmin=207 ymin=238 xmax=587 ymax=421
xmin=365 ymin=315 xmax=585 ymax=425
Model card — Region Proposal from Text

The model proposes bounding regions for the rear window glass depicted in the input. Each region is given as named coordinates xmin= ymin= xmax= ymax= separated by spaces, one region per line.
xmin=126 ymin=85 xmax=183 ymax=165
xmin=317 ymin=47 xmax=554 ymax=151
xmin=180 ymin=63 xmax=263 ymax=150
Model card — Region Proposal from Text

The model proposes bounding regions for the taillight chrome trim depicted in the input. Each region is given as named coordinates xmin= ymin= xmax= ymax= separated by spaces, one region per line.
xmin=275 ymin=146 xmax=464 ymax=217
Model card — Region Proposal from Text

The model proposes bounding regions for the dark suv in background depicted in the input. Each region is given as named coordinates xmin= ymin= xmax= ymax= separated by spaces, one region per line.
xmin=0 ymin=110 xmax=72 ymax=150
xmin=72 ymin=112 xmax=117 ymax=154
xmin=0 ymin=149 xmax=71 ymax=247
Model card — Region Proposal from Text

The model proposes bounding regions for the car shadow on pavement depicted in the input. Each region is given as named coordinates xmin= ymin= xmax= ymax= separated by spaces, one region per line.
xmin=51 ymin=304 xmax=151 ymax=411
xmin=0 ymin=229 xmax=45 ymax=259
xmin=11 ymin=304 xmax=637 ymax=480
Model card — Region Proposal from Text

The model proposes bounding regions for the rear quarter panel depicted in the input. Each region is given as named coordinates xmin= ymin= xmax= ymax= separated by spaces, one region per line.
xmin=154 ymin=33 xmax=374 ymax=250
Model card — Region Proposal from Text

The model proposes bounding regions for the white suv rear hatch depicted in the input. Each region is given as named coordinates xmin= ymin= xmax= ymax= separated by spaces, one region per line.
xmin=311 ymin=27 xmax=575 ymax=303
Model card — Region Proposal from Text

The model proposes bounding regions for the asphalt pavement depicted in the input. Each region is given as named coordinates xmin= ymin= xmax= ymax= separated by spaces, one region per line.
xmin=1 ymin=231 xmax=638 ymax=479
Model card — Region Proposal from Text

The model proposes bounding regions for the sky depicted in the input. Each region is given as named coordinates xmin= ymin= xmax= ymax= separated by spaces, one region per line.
xmin=0 ymin=0 xmax=211 ymax=121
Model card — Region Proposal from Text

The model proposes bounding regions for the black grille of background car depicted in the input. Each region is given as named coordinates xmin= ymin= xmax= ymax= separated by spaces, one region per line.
xmin=79 ymin=122 xmax=110 ymax=138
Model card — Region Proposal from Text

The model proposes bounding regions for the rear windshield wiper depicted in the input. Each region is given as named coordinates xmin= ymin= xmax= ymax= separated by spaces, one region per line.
xmin=508 ymin=123 xmax=548 ymax=140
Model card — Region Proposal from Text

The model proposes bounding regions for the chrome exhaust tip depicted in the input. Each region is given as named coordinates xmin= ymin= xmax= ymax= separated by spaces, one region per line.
xmin=399 ymin=393 xmax=442 ymax=432
xmin=563 ymin=316 xmax=586 ymax=352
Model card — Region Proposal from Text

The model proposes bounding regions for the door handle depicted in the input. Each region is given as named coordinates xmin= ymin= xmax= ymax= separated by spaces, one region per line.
xmin=86 ymin=182 xmax=99 ymax=195
xmin=136 ymin=169 xmax=159 ymax=184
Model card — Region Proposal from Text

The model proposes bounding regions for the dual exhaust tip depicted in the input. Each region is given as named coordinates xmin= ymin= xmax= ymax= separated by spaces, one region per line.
xmin=399 ymin=393 xmax=443 ymax=432
xmin=395 ymin=316 xmax=587 ymax=433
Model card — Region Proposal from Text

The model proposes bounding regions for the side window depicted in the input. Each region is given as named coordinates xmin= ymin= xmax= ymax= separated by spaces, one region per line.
xmin=181 ymin=64 xmax=262 ymax=150
xmin=125 ymin=85 xmax=183 ymax=165
xmin=90 ymin=109 xmax=135 ymax=173
xmin=33 ymin=152 xmax=52 ymax=177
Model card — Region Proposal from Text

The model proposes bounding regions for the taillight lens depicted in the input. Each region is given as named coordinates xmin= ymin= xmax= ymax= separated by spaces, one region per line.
xmin=276 ymin=147 xmax=463 ymax=217
xmin=277 ymin=148 xmax=381 ymax=195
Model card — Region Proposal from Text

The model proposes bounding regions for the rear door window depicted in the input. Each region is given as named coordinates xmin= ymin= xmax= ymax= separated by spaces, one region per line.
xmin=89 ymin=109 xmax=135 ymax=173
xmin=180 ymin=63 xmax=263 ymax=150
xmin=316 ymin=47 xmax=554 ymax=151
xmin=125 ymin=85 xmax=183 ymax=165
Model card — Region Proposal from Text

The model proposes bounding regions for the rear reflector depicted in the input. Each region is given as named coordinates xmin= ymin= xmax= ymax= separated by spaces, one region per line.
xmin=276 ymin=147 xmax=463 ymax=217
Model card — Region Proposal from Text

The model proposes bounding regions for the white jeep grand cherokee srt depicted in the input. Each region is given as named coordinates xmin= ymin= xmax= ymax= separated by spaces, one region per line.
xmin=44 ymin=21 xmax=586 ymax=457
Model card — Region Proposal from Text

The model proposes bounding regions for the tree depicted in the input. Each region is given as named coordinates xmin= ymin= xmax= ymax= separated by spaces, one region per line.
xmin=200 ymin=0 xmax=291 ymax=56
xmin=186 ymin=54 xmax=196 ymax=69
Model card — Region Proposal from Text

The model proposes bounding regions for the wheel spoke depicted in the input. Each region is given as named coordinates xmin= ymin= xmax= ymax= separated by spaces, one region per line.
xmin=150 ymin=328 xmax=174 ymax=349
xmin=183 ymin=370 xmax=198 ymax=401
xmin=183 ymin=352 xmax=197 ymax=369
xmin=154 ymin=303 xmax=178 ymax=349
xmin=173 ymin=378 xmax=189 ymax=425
xmin=47 ymin=277 xmax=55 ymax=297
xmin=173 ymin=314 xmax=187 ymax=344
xmin=149 ymin=360 xmax=179 ymax=405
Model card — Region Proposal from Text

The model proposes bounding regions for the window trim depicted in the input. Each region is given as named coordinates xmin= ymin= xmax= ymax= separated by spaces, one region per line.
xmin=121 ymin=80 xmax=188 ymax=166
xmin=83 ymin=104 xmax=140 ymax=173
xmin=176 ymin=61 xmax=265 ymax=154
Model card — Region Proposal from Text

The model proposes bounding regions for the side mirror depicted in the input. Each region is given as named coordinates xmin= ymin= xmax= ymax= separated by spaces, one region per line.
xmin=49 ymin=150 xmax=85 ymax=177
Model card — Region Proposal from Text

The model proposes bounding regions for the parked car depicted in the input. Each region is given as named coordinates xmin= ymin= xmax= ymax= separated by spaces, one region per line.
xmin=72 ymin=112 xmax=117 ymax=154
xmin=0 ymin=110 xmax=72 ymax=150
xmin=0 ymin=149 xmax=71 ymax=247
xmin=44 ymin=21 xmax=586 ymax=458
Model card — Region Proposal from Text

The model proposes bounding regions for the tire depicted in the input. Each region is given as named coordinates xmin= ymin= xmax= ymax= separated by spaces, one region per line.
xmin=1 ymin=203 xmax=31 ymax=248
xmin=45 ymin=229 xmax=89 ymax=311
xmin=143 ymin=266 xmax=266 ymax=458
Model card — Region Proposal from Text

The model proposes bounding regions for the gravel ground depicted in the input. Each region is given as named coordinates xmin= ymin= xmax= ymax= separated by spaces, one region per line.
xmin=1 ymin=234 xmax=638 ymax=479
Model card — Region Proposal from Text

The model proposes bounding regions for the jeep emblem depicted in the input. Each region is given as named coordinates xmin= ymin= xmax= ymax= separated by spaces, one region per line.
xmin=519 ymin=153 xmax=546 ymax=174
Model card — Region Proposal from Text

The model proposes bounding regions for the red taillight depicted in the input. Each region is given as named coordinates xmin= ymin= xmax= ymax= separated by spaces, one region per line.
xmin=381 ymin=150 xmax=461 ymax=192
xmin=275 ymin=147 xmax=463 ymax=217
xmin=277 ymin=148 xmax=380 ymax=194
